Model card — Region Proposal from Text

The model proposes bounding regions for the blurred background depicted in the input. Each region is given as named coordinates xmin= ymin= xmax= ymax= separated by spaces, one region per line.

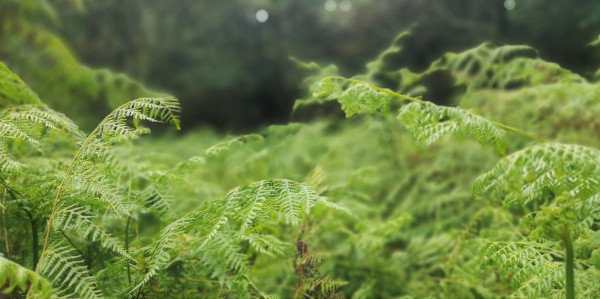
xmin=1 ymin=0 xmax=600 ymax=131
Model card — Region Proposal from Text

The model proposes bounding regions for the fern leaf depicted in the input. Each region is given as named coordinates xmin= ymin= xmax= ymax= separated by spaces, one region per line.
xmin=223 ymin=179 xmax=349 ymax=231
xmin=312 ymin=77 xmax=395 ymax=117
xmin=473 ymin=143 xmax=600 ymax=208
xmin=37 ymin=243 xmax=102 ymax=299
xmin=398 ymin=101 xmax=507 ymax=154
xmin=54 ymin=204 xmax=131 ymax=258
xmin=0 ymin=255 xmax=53 ymax=298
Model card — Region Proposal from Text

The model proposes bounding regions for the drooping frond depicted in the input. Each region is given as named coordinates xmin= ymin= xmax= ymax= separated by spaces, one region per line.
xmin=398 ymin=101 xmax=508 ymax=154
xmin=47 ymin=97 xmax=181 ymax=219
xmin=311 ymin=77 xmax=396 ymax=117
xmin=308 ymin=77 xmax=511 ymax=153
xmin=53 ymin=204 xmax=131 ymax=258
xmin=80 ymin=97 xmax=181 ymax=162
xmin=0 ymin=255 xmax=53 ymax=298
xmin=197 ymin=231 xmax=248 ymax=283
xmin=37 ymin=243 xmax=102 ymax=299
xmin=0 ymin=105 xmax=81 ymax=173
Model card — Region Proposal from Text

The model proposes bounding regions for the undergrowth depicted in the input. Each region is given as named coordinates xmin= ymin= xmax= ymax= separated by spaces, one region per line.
xmin=2 ymin=18 xmax=600 ymax=299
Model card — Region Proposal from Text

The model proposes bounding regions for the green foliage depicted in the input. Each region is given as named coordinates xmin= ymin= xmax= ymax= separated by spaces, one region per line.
xmin=0 ymin=255 xmax=52 ymax=298
xmin=4 ymin=12 xmax=600 ymax=298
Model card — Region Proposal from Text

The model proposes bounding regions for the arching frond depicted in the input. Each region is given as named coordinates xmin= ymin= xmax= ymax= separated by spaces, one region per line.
xmin=309 ymin=77 xmax=510 ymax=153
xmin=37 ymin=243 xmax=102 ymax=299
xmin=54 ymin=204 xmax=131 ymax=258
xmin=398 ymin=101 xmax=508 ymax=154
xmin=311 ymin=77 xmax=395 ymax=117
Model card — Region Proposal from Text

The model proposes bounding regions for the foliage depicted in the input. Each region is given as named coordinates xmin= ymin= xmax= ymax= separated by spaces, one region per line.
xmin=3 ymin=7 xmax=600 ymax=298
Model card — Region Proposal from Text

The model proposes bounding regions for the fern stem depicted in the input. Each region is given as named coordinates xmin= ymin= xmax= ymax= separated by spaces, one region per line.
xmin=563 ymin=229 xmax=575 ymax=299
xmin=1 ymin=189 xmax=10 ymax=255
xmin=30 ymin=217 xmax=39 ymax=269
xmin=125 ymin=215 xmax=132 ymax=284
xmin=38 ymin=109 xmax=111 ymax=268
xmin=59 ymin=229 xmax=86 ymax=259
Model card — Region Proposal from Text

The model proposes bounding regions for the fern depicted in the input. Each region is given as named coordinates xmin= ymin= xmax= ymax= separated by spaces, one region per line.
xmin=53 ymin=204 xmax=131 ymax=258
xmin=130 ymin=179 xmax=346 ymax=295
xmin=308 ymin=76 xmax=533 ymax=153
xmin=398 ymin=101 xmax=508 ymax=154
xmin=37 ymin=243 xmax=102 ymax=298
xmin=0 ymin=255 xmax=52 ymax=298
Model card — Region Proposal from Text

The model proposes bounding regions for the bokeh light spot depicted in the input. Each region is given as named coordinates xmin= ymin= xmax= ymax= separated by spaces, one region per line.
xmin=504 ymin=0 xmax=516 ymax=11
xmin=339 ymin=0 xmax=352 ymax=12
xmin=324 ymin=0 xmax=337 ymax=12
xmin=256 ymin=9 xmax=269 ymax=23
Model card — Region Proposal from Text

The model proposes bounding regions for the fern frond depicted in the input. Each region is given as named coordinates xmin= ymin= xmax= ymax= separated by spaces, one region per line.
xmin=311 ymin=77 xmax=396 ymax=117
xmin=80 ymin=97 xmax=181 ymax=163
xmin=54 ymin=204 xmax=131 ymax=258
xmin=131 ymin=179 xmax=344 ymax=295
xmin=309 ymin=77 xmax=517 ymax=152
xmin=0 ymin=105 xmax=80 ymax=136
xmin=243 ymin=234 xmax=288 ymax=256
xmin=129 ymin=212 xmax=196 ymax=295
xmin=0 ymin=255 xmax=52 ymax=298
xmin=199 ymin=231 xmax=248 ymax=281
xmin=473 ymin=143 xmax=600 ymax=209
xmin=0 ymin=146 xmax=26 ymax=173
xmin=37 ymin=243 xmax=102 ymax=299
xmin=223 ymin=179 xmax=349 ymax=231
xmin=481 ymin=241 xmax=563 ymax=297
xmin=398 ymin=101 xmax=508 ymax=154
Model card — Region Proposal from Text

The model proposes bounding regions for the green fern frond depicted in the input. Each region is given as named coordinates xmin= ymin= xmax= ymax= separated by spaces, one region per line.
xmin=473 ymin=143 xmax=600 ymax=209
xmin=223 ymin=179 xmax=349 ymax=231
xmin=0 ymin=104 xmax=81 ymax=176
xmin=0 ymin=255 xmax=52 ymax=298
xmin=54 ymin=204 xmax=131 ymax=258
xmin=398 ymin=101 xmax=508 ymax=154
xmin=311 ymin=77 xmax=396 ymax=117
xmin=309 ymin=77 xmax=521 ymax=152
xmin=37 ymin=243 xmax=102 ymax=299
xmin=243 ymin=234 xmax=288 ymax=256
xmin=199 ymin=231 xmax=248 ymax=281
xmin=131 ymin=179 xmax=344 ymax=295
xmin=129 ymin=212 xmax=196 ymax=295
xmin=481 ymin=241 xmax=563 ymax=297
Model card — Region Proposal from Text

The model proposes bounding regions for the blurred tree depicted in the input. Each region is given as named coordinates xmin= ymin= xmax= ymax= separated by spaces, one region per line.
xmin=0 ymin=0 xmax=166 ymax=129
xmin=6 ymin=0 xmax=600 ymax=130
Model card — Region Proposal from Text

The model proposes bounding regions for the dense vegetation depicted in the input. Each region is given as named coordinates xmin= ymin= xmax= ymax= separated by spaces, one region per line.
xmin=3 ymin=1 xmax=600 ymax=299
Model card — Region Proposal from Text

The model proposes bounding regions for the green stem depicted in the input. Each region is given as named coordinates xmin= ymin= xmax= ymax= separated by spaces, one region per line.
xmin=563 ymin=230 xmax=575 ymax=299
xmin=29 ymin=217 xmax=39 ymax=269
xmin=125 ymin=216 xmax=132 ymax=284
